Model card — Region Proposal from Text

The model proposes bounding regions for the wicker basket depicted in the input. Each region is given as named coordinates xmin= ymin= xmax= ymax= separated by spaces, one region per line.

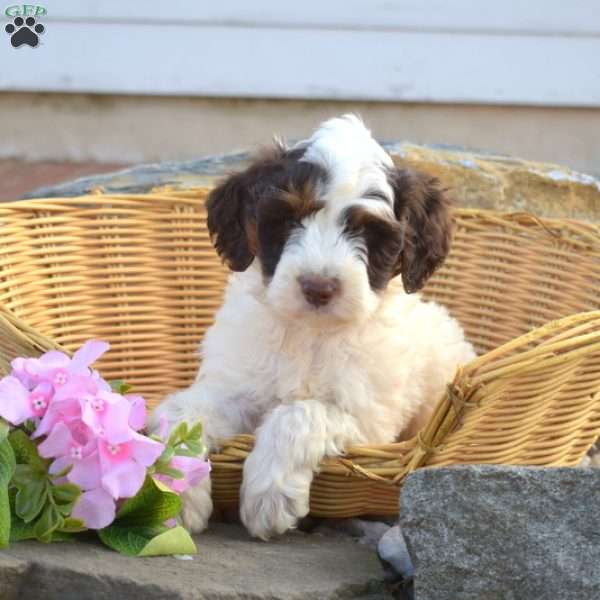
xmin=1 ymin=188 xmax=599 ymax=518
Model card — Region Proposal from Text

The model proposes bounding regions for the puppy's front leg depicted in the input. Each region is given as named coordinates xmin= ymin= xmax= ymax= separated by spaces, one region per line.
xmin=150 ymin=382 xmax=246 ymax=533
xmin=240 ymin=400 xmax=362 ymax=540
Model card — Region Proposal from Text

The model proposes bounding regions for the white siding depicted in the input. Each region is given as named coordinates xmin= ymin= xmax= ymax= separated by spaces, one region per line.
xmin=0 ymin=1 xmax=598 ymax=106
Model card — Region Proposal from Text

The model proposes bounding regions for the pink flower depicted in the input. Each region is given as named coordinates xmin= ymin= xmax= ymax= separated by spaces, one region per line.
xmin=33 ymin=375 xmax=98 ymax=438
xmin=3 ymin=340 xmax=173 ymax=531
xmin=71 ymin=488 xmax=116 ymax=529
xmin=81 ymin=390 xmax=133 ymax=444
xmin=99 ymin=433 xmax=164 ymax=499
xmin=18 ymin=350 xmax=71 ymax=388
xmin=125 ymin=394 xmax=146 ymax=431
xmin=156 ymin=456 xmax=211 ymax=494
xmin=0 ymin=376 xmax=53 ymax=425
xmin=13 ymin=341 xmax=109 ymax=391
xmin=38 ymin=421 xmax=103 ymax=490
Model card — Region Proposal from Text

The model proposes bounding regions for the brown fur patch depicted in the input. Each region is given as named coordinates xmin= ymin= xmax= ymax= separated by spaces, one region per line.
xmin=387 ymin=168 xmax=453 ymax=293
xmin=206 ymin=141 xmax=327 ymax=275
xmin=343 ymin=206 xmax=405 ymax=291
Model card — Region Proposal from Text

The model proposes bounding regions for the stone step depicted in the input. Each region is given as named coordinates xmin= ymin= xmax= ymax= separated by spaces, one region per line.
xmin=1 ymin=523 xmax=391 ymax=600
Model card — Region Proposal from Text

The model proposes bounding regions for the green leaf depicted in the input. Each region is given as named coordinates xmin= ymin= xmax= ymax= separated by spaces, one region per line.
xmin=15 ymin=480 xmax=47 ymax=523
xmin=168 ymin=422 xmax=188 ymax=446
xmin=11 ymin=512 xmax=78 ymax=543
xmin=9 ymin=514 xmax=37 ymax=542
xmin=52 ymin=483 xmax=81 ymax=505
xmin=173 ymin=448 xmax=197 ymax=458
xmin=8 ymin=430 xmax=46 ymax=469
xmin=11 ymin=464 xmax=40 ymax=487
xmin=45 ymin=530 xmax=76 ymax=543
xmin=98 ymin=524 xmax=196 ymax=557
xmin=183 ymin=440 xmax=205 ymax=456
xmin=0 ymin=437 xmax=16 ymax=548
xmin=157 ymin=446 xmax=174 ymax=464
xmin=49 ymin=464 xmax=73 ymax=479
xmin=0 ymin=438 xmax=15 ymax=487
xmin=115 ymin=476 xmax=181 ymax=527
xmin=109 ymin=380 xmax=132 ymax=394
xmin=0 ymin=419 xmax=9 ymax=443
xmin=58 ymin=517 xmax=86 ymax=533
xmin=153 ymin=465 xmax=184 ymax=480
xmin=188 ymin=421 xmax=203 ymax=440
xmin=34 ymin=504 xmax=63 ymax=543
xmin=139 ymin=526 xmax=196 ymax=557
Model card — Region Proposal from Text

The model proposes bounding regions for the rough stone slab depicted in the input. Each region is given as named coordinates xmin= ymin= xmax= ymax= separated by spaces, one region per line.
xmin=0 ymin=555 xmax=29 ymax=600
xmin=0 ymin=523 xmax=389 ymax=600
xmin=400 ymin=466 xmax=600 ymax=600
xmin=21 ymin=152 xmax=250 ymax=199
xmin=21 ymin=144 xmax=600 ymax=222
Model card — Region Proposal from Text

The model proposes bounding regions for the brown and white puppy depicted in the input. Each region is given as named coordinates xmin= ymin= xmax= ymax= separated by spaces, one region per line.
xmin=152 ymin=115 xmax=475 ymax=540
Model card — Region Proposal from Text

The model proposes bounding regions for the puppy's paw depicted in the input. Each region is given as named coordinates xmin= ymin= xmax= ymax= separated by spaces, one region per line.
xmin=240 ymin=482 xmax=309 ymax=541
xmin=180 ymin=477 xmax=213 ymax=534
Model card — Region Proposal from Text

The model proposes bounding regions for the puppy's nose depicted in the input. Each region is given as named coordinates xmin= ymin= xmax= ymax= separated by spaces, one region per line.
xmin=298 ymin=276 xmax=341 ymax=307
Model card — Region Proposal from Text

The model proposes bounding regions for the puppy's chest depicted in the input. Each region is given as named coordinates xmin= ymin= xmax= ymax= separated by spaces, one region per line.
xmin=247 ymin=329 xmax=392 ymax=407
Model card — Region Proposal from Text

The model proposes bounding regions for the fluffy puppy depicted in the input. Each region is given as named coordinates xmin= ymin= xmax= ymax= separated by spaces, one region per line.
xmin=151 ymin=115 xmax=475 ymax=540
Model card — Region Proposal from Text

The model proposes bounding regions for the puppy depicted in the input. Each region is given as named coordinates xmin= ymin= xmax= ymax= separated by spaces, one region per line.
xmin=152 ymin=115 xmax=475 ymax=540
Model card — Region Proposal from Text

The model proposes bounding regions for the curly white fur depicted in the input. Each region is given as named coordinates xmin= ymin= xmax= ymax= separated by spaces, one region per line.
xmin=151 ymin=115 xmax=475 ymax=540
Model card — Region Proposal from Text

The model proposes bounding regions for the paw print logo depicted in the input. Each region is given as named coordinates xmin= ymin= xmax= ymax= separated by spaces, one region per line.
xmin=5 ymin=16 xmax=45 ymax=48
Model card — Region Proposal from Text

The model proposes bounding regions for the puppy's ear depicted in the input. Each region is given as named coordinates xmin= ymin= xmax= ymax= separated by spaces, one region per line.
xmin=206 ymin=141 xmax=293 ymax=271
xmin=389 ymin=168 xmax=453 ymax=293
xmin=206 ymin=170 xmax=258 ymax=271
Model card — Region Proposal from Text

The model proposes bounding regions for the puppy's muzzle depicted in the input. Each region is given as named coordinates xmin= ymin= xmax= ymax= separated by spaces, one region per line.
xmin=298 ymin=276 xmax=341 ymax=308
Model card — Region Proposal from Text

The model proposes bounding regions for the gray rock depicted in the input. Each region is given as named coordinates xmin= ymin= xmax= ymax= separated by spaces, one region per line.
xmin=400 ymin=466 xmax=600 ymax=600
xmin=19 ymin=142 xmax=501 ymax=200
xmin=21 ymin=152 xmax=251 ymax=199
xmin=1 ymin=522 xmax=390 ymax=600
xmin=17 ymin=142 xmax=449 ymax=200
xmin=377 ymin=526 xmax=414 ymax=582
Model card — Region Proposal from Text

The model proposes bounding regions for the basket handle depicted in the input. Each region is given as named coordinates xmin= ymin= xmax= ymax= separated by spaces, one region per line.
xmin=0 ymin=303 xmax=63 ymax=376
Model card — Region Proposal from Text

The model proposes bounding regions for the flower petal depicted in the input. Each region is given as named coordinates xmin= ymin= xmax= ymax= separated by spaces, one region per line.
xmin=70 ymin=340 xmax=110 ymax=375
xmin=82 ymin=391 xmax=133 ymax=444
xmin=48 ymin=456 xmax=72 ymax=485
xmin=38 ymin=422 xmax=73 ymax=458
xmin=10 ymin=357 xmax=33 ymax=387
xmin=172 ymin=456 xmax=211 ymax=487
xmin=101 ymin=460 xmax=146 ymax=499
xmin=101 ymin=394 xmax=133 ymax=444
xmin=33 ymin=396 xmax=82 ymax=438
xmin=91 ymin=371 xmax=111 ymax=392
xmin=130 ymin=431 xmax=164 ymax=467
xmin=38 ymin=350 xmax=71 ymax=368
xmin=72 ymin=488 xmax=116 ymax=529
xmin=49 ymin=455 xmax=72 ymax=475
xmin=163 ymin=456 xmax=211 ymax=493
xmin=0 ymin=375 xmax=32 ymax=425
xmin=69 ymin=450 xmax=103 ymax=490
xmin=25 ymin=351 xmax=70 ymax=382
xmin=53 ymin=375 xmax=97 ymax=403
xmin=126 ymin=395 xmax=146 ymax=431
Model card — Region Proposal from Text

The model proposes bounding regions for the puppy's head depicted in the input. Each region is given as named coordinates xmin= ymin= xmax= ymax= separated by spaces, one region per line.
xmin=207 ymin=115 xmax=452 ymax=323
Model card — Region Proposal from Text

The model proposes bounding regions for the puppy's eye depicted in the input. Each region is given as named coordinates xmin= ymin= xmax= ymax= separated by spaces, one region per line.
xmin=342 ymin=206 xmax=404 ymax=290
xmin=364 ymin=189 xmax=389 ymax=203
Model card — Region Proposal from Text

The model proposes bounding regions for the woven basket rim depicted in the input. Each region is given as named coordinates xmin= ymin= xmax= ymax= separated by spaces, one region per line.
xmin=2 ymin=187 xmax=600 ymax=517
